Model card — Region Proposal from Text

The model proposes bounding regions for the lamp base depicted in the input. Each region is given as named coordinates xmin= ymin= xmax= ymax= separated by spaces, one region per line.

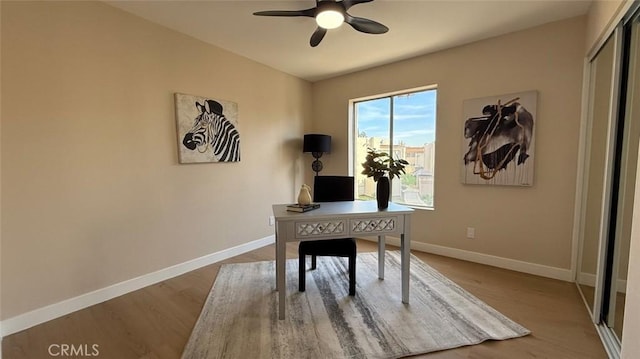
xmin=311 ymin=159 xmax=323 ymax=175
xmin=311 ymin=152 xmax=324 ymax=176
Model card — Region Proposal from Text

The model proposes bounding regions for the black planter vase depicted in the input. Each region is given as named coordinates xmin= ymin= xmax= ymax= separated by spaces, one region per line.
xmin=376 ymin=176 xmax=390 ymax=210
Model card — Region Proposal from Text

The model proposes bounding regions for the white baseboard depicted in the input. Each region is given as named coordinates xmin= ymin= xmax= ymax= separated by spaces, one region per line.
xmin=577 ymin=272 xmax=627 ymax=294
xmin=1 ymin=235 xmax=590 ymax=338
xmin=0 ymin=235 xmax=275 ymax=337
xmin=363 ymin=237 xmax=574 ymax=282
xmin=578 ymin=272 xmax=597 ymax=287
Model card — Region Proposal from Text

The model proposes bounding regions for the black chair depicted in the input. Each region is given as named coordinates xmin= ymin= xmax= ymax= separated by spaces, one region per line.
xmin=298 ymin=176 xmax=357 ymax=296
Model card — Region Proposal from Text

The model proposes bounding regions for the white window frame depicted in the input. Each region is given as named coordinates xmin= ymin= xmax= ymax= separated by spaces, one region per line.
xmin=349 ymin=84 xmax=437 ymax=209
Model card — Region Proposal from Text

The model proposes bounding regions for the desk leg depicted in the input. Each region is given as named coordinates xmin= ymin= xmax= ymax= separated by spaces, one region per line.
xmin=378 ymin=235 xmax=385 ymax=280
xmin=401 ymin=232 xmax=410 ymax=304
xmin=275 ymin=233 xmax=280 ymax=292
xmin=276 ymin=224 xmax=286 ymax=320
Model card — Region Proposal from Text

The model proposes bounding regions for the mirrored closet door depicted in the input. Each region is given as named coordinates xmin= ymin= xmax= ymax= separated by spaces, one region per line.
xmin=577 ymin=30 xmax=618 ymax=318
xmin=606 ymin=10 xmax=640 ymax=341
xmin=576 ymin=5 xmax=640 ymax=357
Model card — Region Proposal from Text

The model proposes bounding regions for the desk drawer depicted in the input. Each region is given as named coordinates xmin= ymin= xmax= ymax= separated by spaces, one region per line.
xmin=295 ymin=220 xmax=348 ymax=239
xmin=350 ymin=216 xmax=402 ymax=235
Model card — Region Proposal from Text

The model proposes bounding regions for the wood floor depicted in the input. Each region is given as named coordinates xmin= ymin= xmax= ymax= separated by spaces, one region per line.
xmin=3 ymin=240 xmax=607 ymax=358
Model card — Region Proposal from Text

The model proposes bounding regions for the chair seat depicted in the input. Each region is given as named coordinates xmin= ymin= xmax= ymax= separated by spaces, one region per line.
xmin=298 ymin=238 xmax=356 ymax=257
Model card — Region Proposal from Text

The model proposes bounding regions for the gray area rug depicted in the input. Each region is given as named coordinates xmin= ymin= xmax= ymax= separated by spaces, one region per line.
xmin=181 ymin=251 xmax=530 ymax=358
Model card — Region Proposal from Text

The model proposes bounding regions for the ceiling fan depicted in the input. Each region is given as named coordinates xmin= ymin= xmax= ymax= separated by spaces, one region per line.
xmin=253 ymin=0 xmax=389 ymax=47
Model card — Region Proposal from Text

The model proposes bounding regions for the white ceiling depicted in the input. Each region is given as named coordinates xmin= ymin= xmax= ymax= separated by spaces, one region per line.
xmin=107 ymin=0 xmax=592 ymax=82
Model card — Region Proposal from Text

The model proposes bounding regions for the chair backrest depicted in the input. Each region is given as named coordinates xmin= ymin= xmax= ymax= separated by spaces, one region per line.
xmin=313 ymin=176 xmax=355 ymax=202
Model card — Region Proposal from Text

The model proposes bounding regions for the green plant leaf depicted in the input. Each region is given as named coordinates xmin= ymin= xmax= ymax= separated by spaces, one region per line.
xmin=361 ymin=147 xmax=408 ymax=182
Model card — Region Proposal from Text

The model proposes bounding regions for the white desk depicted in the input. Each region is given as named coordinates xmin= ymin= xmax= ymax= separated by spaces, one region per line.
xmin=272 ymin=200 xmax=414 ymax=319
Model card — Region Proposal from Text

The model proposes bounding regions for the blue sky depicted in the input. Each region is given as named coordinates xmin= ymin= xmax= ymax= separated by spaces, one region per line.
xmin=356 ymin=89 xmax=437 ymax=146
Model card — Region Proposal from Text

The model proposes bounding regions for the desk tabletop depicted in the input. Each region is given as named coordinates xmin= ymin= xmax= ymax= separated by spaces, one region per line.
xmin=272 ymin=200 xmax=414 ymax=221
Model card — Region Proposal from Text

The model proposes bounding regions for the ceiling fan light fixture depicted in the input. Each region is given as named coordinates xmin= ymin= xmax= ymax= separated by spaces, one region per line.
xmin=253 ymin=0 xmax=388 ymax=46
xmin=316 ymin=9 xmax=344 ymax=29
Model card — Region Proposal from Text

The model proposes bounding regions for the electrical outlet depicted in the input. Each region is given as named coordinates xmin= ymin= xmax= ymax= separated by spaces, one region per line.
xmin=269 ymin=216 xmax=275 ymax=226
xmin=466 ymin=227 xmax=475 ymax=239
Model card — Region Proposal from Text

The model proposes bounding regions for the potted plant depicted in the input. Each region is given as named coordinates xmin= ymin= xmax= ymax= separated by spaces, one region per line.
xmin=361 ymin=148 xmax=409 ymax=209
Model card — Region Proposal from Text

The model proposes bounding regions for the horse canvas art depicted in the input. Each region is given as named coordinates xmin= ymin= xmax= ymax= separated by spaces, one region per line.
xmin=175 ymin=93 xmax=240 ymax=164
xmin=461 ymin=91 xmax=536 ymax=186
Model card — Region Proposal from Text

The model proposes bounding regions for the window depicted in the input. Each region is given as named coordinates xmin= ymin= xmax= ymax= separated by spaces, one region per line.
xmin=352 ymin=87 xmax=437 ymax=208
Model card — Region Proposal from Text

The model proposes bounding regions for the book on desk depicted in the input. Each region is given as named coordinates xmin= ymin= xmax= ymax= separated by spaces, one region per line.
xmin=286 ymin=203 xmax=321 ymax=212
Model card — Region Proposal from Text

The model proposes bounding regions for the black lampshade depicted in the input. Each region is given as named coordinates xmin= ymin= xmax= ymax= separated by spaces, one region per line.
xmin=303 ymin=134 xmax=331 ymax=153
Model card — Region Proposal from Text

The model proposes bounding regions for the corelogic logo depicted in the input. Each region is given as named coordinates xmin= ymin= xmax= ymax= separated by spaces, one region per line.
xmin=48 ymin=344 xmax=100 ymax=357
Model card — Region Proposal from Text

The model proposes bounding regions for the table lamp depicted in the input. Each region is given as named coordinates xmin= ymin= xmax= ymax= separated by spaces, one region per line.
xmin=303 ymin=134 xmax=331 ymax=175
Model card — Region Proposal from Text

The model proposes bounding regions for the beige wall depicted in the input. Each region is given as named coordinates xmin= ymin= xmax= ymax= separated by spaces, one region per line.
xmin=585 ymin=0 xmax=629 ymax=57
xmin=312 ymin=17 xmax=586 ymax=270
xmin=0 ymin=1 xmax=311 ymax=319
xmin=622 ymin=105 xmax=640 ymax=359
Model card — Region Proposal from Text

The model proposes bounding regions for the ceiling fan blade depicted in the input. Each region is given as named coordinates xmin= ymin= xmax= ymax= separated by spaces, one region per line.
xmin=344 ymin=14 xmax=388 ymax=34
xmin=342 ymin=0 xmax=373 ymax=11
xmin=310 ymin=27 xmax=327 ymax=47
xmin=253 ymin=8 xmax=316 ymax=17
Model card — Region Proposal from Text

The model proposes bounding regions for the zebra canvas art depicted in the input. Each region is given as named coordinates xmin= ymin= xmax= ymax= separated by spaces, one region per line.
xmin=175 ymin=93 xmax=240 ymax=163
